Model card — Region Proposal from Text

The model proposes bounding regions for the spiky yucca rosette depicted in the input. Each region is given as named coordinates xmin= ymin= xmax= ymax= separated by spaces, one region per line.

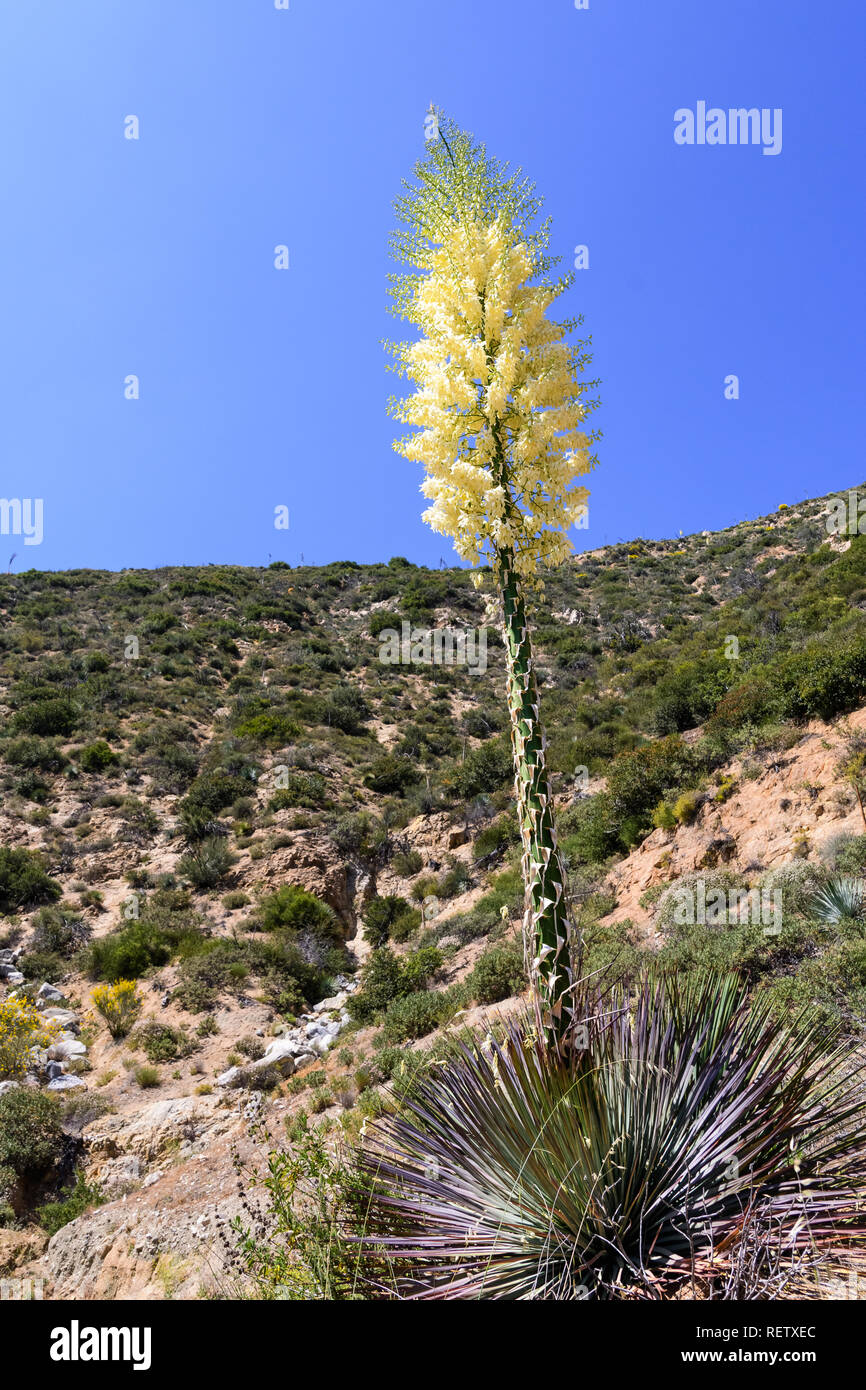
xmin=355 ymin=975 xmax=866 ymax=1299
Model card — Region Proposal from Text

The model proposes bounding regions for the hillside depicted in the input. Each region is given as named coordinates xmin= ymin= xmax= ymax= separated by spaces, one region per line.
xmin=3 ymin=483 xmax=866 ymax=1298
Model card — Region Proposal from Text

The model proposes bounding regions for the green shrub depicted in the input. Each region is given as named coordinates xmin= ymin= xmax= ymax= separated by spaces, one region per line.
xmin=381 ymin=990 xmax=449 ymax=1042
xmin=777 ymin=631 xmax=866 ymax=722
xmin=0 ymin=847 xmax=61 ymax=913
xmin=652 ymin=800 xmax=677 ymax=831
xmin=369 ymin=610 xmax=403 ymax=638
xmin=362 ymin=895 xmax=415 ymax=948
xmin=78 ymin=741 xmax=117 ymax=773
xmin=322 ymin=685 xmax=370 ymax=735
xmin=38 ymin=1172 xmax=105 ymax=1236
xmin=175 ymin=935 xmax=328 ymax=1015
xmin=348 ymin=949 xmax=406 ymax=1023
xmin=3 ymin=736 xmax=67 ymax=773
xmin=133 ymin=1021 xmax=193 ymax=1064
xmin=672 ymin=792 xmax=701 ymax=825
xmin=330 ymin=812 xmax=389 ymax=863
xmin=828 ymin=835 xmax=866 ymax=876
xmin=450 ymin=738 xmax=513 ymax=799
xmin=348 ymin=945 xmax=442 ymax=1025
xmin=607 ymin=736 xmax=696 ymax=827
xmin=467 ymin=944 xmax=525 ymax=1004
xmin=364 ymin=755 xmax=419 ymax=796
xmin=177 ymin=836 xmax=236 ymax=889
xmin=390 ymin=848 xmax=423 ymax=877
xmin=259 ymin=885 xmax=340 ymax=946
xmin=0 ymin=1090 xmax=64 ymax=1194
xmin=269 ymin=773 xmax=327 ymax=811
xmin=473 ymin=811 xmax=520 ymax=859
xmin=234 ymin=710 xmax=302 ymax=745
xmin=430 ymin=867 xmax=523 ymax=946
xmin=402 ymin=945 xmax=443 ymax=992
xmin=558 ymin=794 xmax=620 ymax=864
xmin=182 ymin=768 xmax=255 ymax=818
xmin=15 ymin=771 xmax=50 ymax=803
xmin=29 ymin=905 xmax=91 ymax=957
xmin=13 ymin=698 xmax=79 ymax=737
xmin=20 ymin=949 xmax=65 ymax=984
xmin=85 ymin=920 xmax=172 ymax=981
xmin=389 ymin=907 xmax=421 ymax=942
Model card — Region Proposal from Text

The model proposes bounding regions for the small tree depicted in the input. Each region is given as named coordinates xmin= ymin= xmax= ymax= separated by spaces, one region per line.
xmin=388 ymin=114 xmax=600 ymax=1042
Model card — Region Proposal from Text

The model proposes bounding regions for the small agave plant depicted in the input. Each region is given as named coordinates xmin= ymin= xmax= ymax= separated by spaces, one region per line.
xmin=356 ymin=974 xmax=866 ymax=1299
xmin=808 ymin=876 xmax=865 ymax=926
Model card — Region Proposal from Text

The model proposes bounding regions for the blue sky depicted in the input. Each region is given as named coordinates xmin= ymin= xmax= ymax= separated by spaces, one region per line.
xmin=1 ymin=0 xmax=863 ymax=573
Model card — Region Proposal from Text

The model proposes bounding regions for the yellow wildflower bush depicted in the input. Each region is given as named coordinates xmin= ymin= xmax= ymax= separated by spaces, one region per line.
xmin=92 ymin=979 xmax=141 ymax=1039
xmin=0 ymin=995 xmax=61 ymax=1079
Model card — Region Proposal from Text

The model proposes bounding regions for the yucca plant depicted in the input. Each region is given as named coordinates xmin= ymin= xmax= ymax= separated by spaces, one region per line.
xmin=388 ymin=113 xmax=600 ymax=1043
xmin=808 ymin=875 xmax=865 ymax=926
xmin=355 ymin=974 xmax=866 ymax=1299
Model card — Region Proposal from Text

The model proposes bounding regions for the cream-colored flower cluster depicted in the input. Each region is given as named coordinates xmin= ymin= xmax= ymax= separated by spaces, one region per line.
xmin=391 ymin=214 xmax=592 ymax=579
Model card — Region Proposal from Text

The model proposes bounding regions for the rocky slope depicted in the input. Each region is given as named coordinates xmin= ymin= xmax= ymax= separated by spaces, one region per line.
xmin=4 ymin=483 xmax=866 ymax=1298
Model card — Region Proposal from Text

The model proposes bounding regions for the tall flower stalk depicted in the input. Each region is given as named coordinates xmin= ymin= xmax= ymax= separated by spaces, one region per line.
xmin=387 ymin=115 xmax=600 ymax=1041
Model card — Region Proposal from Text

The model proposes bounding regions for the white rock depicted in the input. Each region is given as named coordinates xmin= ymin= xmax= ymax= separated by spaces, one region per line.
xmin=313 ymin=993 xmax=348 ymax=1013
xmin=257 ymin=1039 xmax=298 ymax=1076
xmin=36 ymin=983 xmax=65 ymax=1004
xmin=47 ymin=1074 xmax=85 ymax=1091
xmin=47 ymin=1039 xmax=88 ymax=1062
xmin=42 ymin=1009 xmax=79 ymax=1033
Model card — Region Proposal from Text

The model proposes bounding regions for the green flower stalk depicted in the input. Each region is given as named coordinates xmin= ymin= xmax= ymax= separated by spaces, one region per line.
xmin=387 ymin=114 xmax=600 ymax=1042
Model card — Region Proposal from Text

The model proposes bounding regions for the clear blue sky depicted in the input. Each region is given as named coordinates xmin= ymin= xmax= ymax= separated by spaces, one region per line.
xmin=1 ymin=0 xmax=863 ymax=573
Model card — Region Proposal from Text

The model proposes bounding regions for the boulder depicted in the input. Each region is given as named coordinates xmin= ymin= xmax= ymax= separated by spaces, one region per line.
xmin=47 ymin=1038 xmax=88 ymax=1063
xmin=257 ymin=834 xmax=359 ymax=930
xmin=216 ymin=1038 xmax=297 ymax=1088
xmin=313 ymin=992 xmax=348 ymax=1013
xmin=257 ymin=1038 xmax=298 ymax=1077
xmin=41 ymin=1009 xmax=80 ymax=1033
xmin=36 ymin=983 xmax=65 ymax=1005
